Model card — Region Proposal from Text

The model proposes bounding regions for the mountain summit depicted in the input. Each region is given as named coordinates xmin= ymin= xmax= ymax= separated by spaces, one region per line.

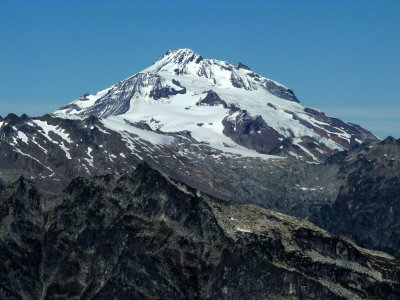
xmin=1 ymin=50 xmax=399 ymax=263
xmin=54 ymin=49 xmax=377 ymax=160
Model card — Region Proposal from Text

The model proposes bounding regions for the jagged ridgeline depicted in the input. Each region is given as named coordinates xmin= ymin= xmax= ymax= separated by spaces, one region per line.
xmin=1 ymin=49 xmax=400 ymax=299
xmin=0 ymin=112 xmax=399 ymax=259
xmin=1 ymin=163 xmax=400 ymax=299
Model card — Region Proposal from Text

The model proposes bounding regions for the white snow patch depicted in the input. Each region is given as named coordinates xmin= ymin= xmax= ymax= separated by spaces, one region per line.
xmin=32 ymin=138 xmax=48 ymax=154
xmin=31 ymin=119 xmax=73 ymax=159
xmin=14 ymin=149 xmax=53 ymax=172
xmin=236 ymin=227 xmax=252 ymax=233
xmin=287 ymin=151 xmax=301 ymax=159
xmin=293 ymin=138 xmax=320 ymax=162
xmin=84 ymin=147 xmax=94 ymax=167
xmin=96 ymin=125 xmax=111 ymax=135
xmin=60 ymin=144 xmax=72 ymax=159
xmin=54 ymin=87 xmax=112 ymax=116
xmin=212 ymin=144 xmax=281 ymax=160
xmin=102 ymin=117 xmax=174 ymax=145
xmin=16 ymin=131 xmax=29 ymax=144
xmin=32 ymin=119 xmax=72 ymax=143
xmin=300 ymin=187 xmax=318 ymax=191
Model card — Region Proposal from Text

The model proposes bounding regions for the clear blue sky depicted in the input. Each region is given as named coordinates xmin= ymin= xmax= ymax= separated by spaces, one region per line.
xmin=1 ymin=0 xmax=399 ymax=138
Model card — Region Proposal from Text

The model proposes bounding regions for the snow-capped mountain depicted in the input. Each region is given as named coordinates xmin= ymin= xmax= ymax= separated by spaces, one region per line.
xmin=2 ymin=50 xmax=400 ymax=300
xmin=54 ymin=49 xmax=378 ymax=161
xmin=1 ymin=49 xmax=400 ymax=260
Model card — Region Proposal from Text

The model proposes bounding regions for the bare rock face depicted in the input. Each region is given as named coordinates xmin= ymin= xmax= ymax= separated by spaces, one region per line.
xmin=235 ymin=62 xmax=251 ymax=70
xmin=1 ymin=163 xmax=400 ymax=299
xmin=0 ymin=113 xmax=399 ymax=260
xmin=311 ymin=137 xmax=400 ymax=258
xmin=222 ymin=108 xmax=282 ymax=153
xmin=0 ymin=114 xmax=144 ymax=191
xmin=196 ymin=90 xmax=227 ymax=108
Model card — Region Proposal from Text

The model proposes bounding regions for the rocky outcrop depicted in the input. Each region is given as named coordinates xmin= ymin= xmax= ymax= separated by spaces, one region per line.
xmin=304 ymin=108 xmax=378 ymax=148
xmin=261 ymin=80 xmax=298 ymax=102
xmin=222 ymin=109 xmax=282 ymax=153
xmin=149 ymin=81 xmax=186 ymax=100
xmin=311 ymin=137 xmax=400 ymax=258
xmin=67 ymin=73 xmax=187 ymax=118
xmin=1 ymin=163 xmax=400 ymax=299
xmin=235 ymin=62 xmax=251 ymax=70
xmin=196 ymin=90 xmax=227 ymax=108
xmin=0 ymin=114 xmax=144 ymax=190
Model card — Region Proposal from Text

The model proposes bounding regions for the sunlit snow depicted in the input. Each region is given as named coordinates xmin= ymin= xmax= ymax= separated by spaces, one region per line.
xmin=53 ymin=48 xmax=363 ymax=159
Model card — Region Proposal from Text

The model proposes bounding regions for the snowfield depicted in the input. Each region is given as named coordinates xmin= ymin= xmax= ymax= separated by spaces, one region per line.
xmin=53 ymin=48 xmax=376 ymax=160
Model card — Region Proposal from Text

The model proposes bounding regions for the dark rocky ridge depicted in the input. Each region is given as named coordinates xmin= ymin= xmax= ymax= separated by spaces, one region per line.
xmin=304 ymin=108 xmax=377 ymax=148
xmin=235 ymin=62 xmax=251 ymax=70
xmin=0 ymin=113 xmax=399 ymax=259
xmin=59 ymin=73 xmax=187 ymax=118
xmin=149 ymin=82 xmax=186 ymax=100
xmin=261 ymin=80 xmax=298 ymax=103
xmin=196 ymin=90 xmax=228 ymax=108
xmin=311 ymin=136 xmax=400 ymax=258
xmin=222 ymin=109 xmax=283 ymax=153
xmin=1 ymin=163 xmax=400 ymax=299
xmin=0 ymin=114 xmax=142 ymax=191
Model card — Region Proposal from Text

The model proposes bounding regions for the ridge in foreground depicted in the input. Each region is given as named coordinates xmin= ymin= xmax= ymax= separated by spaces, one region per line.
xmin=1 ymin=163 xmax=399 ymax=299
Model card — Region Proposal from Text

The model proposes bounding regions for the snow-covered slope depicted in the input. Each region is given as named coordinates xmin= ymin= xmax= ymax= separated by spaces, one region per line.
xmin=54 ymin=49 xmax=378 ymax=161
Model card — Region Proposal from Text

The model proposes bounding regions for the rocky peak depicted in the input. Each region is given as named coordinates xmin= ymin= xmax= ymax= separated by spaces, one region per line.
xmin=52 ymin=49 xmax=378 ymax=163
xmin=162 ymin=48 xmax=202 ymax=62
xmin=380 ymin=136 xmax=400 ymax=146
xmin=235 ymin=62 xmax=251 ymax=70
xmin=4 ymin=113 xmax=21 ymax=123
xmin=79 ymin=93 xmax=91 ymax=101
xmin=149 ymin=48 xmax=204 ymax=75
xmin=196 ymin=90 xmax=228 ymax=108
